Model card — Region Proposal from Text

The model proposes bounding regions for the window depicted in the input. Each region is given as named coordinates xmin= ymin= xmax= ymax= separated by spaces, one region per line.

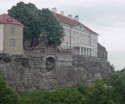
xmin=10 ymin=39 xmax=15 ymax=46
xmin=67 ymin=29 xmax=69 ymax=32
xmin=74 ymin=38 xmax=75 ymax=44
xmin=74 ymin=31 xmax=75 ymax=34
xmin=11 ymin=27 xmax=15 ymax=35
xmin=80 ymin=26 xmax=82 ymax=29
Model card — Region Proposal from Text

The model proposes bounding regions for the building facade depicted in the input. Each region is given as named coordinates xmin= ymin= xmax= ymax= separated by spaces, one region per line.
xmin=54 ymin=12 xmax=99 ymax=57
xmin=0 ymin=14 xmax=24 ymax=55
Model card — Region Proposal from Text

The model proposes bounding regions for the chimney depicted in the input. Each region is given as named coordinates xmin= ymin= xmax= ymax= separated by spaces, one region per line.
xmin=60 ymin=11 xmax=64 ymax=16
xmin=74 ymin=15 xmax=79 ymax=21
xmin=68 ymin=14 xmax=73 ymax=19
xmin=52 ymin=7 xmax=57 ymax=13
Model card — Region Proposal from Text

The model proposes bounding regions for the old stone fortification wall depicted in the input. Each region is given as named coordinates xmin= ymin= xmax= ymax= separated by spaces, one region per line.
xmin=73 ymin=55 xmax=112 ymax=78
xmin=97 ymin=43 xmax=108 ymax=61
xmin=0 ymin=51 xmax=112 ymax=92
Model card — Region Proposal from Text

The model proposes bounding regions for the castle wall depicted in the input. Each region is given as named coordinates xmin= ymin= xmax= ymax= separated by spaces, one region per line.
xmin=0 ymin=52 xmax=112 ymax=92
xmin=97 ymin=43 xmax=108 ymax=61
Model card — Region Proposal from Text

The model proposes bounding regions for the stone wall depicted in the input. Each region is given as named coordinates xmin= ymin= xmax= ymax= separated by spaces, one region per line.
xmin=97 ymin=43 xmax=108 ymax=61
xmin=0 ymin=52 xmax=112 ymax=92
xmin=73 ymin=55 xmax=112 ymax=78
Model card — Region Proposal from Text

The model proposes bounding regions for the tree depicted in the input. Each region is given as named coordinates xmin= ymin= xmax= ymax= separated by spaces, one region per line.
xmin=86 ymin=81 xmax=118 ymax=104
xmin=8 ymin=2 xmax=41 ymax=47
xmin=39 ymin=9 xmax=63 ymax=46
xmin=8 ymin=2 xmax=63 ymax=47
xmin=0 ymin=75 xmax=19 ymax=104
xmin=41 ymin=87 xmax=84 ymax=104
xmin=106 ymin=71 xmax=125 ymax=103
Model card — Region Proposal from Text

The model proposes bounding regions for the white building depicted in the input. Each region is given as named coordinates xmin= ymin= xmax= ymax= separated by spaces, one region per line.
xmin=54 ymin=9 xmax=99 ymax=57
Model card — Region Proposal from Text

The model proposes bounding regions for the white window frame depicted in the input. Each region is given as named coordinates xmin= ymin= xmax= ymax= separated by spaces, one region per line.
xmin=10 ymin=39 xmax=16 ymax=46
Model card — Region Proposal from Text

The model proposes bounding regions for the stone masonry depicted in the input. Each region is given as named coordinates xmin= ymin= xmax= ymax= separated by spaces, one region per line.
xmin=0 ymin=51 xmax=113 ymax=92
xmin=97 ymin=43 xmax=108 ymax=61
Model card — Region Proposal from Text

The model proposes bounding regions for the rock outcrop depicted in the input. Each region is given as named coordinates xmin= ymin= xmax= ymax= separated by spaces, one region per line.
xmin=0 ymin=51 xmax=113 ymax=92
xmin=97 ymin=43 xmax=108 ymax=61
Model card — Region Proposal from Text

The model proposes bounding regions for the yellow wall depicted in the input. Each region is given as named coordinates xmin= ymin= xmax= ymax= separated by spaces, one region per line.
xmin=3 ymin=24 xmax=23 ymax=55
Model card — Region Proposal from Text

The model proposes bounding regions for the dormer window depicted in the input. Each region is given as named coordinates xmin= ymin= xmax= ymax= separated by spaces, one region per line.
xmin=7 ymin=18 xmax=13 ymax=22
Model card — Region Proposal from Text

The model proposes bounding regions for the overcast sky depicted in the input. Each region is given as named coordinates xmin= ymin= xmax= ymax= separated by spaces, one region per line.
xmin=1 ymin=0 xmax=125 ymax=70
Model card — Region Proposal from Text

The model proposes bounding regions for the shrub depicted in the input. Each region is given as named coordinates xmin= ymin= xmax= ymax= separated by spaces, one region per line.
xmin=0 ymin=75 xmax=20 ymax=104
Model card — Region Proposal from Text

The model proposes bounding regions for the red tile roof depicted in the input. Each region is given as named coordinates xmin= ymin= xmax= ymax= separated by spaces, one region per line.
xmin=0 ymin=14 xmax=24 ymax=26
xmin=54 ymin=13 xmax=99 ymax=35
xmin=55 ymin=13 xmax=80 ymax=26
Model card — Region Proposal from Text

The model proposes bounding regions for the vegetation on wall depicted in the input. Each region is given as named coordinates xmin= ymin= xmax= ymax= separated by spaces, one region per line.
xmin=19 ymin=83 xmax=123 ymax=104
xmin=0 ymin=75 xmax=19 ymax=104
xmin=1 ymin=68 xmax=125 ymax=104
xmin=19 ymin=69 xmax=125 ymax=104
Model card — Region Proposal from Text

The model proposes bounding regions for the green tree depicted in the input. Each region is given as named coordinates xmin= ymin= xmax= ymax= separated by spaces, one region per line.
xmin=8 ymin=2 xmax=41 ymax=47
xmin=39 ymin=8 xmax=63 ymax=46
xmin=87 ymin=82 xmax=116 ymax=104
xmin=8 ymin=2 xmax=63 ymax=47
xmin=0 ymin=75 xmax=19 ymax=104
xmin=41 ymin=88 xmax=84 ymax=104
xmin=106 ymin=71 xmax=125 ymax=103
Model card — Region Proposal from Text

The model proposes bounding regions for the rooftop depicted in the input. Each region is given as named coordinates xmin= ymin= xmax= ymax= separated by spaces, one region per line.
xmin=54 ymin=13 xmax=99 ymax=35
xmin=0 ymin=14 xmax=24 ymax=26
xmin=55 ymin=13 xmax=80 ymax=26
